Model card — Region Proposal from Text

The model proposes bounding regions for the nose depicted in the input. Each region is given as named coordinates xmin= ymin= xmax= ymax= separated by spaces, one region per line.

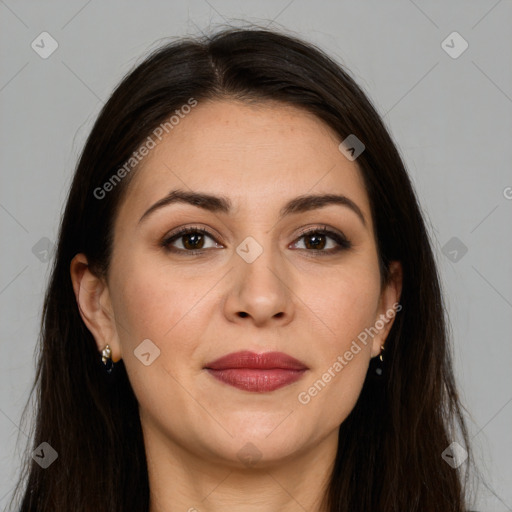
xmin=223 ymin=243 xmax=294 ymax=328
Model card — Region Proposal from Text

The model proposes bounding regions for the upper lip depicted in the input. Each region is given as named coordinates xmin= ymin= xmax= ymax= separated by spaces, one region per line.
xmin=204 ymin=350 xmax=308 ymax=371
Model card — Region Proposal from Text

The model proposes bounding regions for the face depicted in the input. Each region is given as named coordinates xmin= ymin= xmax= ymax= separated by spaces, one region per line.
xmin=73 ymin=99 xmax=401 ymax=468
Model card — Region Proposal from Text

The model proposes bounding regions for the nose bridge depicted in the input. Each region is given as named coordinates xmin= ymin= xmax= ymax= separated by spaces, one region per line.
xmin=228 ymin=230 xmax=293 ymax=323
xmin=238 ymin=232 xmax=285 ymax=292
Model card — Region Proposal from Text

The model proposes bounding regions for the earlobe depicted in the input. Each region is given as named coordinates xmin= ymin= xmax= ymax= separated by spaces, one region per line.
xmin=70 ymin=254 xmax=122 ymax=361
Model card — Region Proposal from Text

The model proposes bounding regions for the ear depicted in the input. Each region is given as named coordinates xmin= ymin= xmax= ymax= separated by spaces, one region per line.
xmin=370 ymin=260 xmax=403 ymax=358
xmin=70 ymin=254 xmax=122 ymax=362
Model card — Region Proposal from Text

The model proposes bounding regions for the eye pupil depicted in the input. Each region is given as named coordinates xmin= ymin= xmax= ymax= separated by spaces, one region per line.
xmin=305 ymin=234 xmax=326 ymax=250
xmin=183 ymin=233 xmax=204 ymax=250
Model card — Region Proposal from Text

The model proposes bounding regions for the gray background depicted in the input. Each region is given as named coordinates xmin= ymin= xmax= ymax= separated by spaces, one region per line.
xmin=1 ymin=1 xmax=511 ymax=510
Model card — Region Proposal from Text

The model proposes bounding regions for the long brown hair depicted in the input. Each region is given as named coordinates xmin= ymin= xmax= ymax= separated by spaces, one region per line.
xmin=11 ymin=26 xmax=475 ymax=511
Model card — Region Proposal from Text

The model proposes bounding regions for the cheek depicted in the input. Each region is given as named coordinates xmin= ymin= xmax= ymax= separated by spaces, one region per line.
xmin=108 ymin=261 xmax=205 ymax=405
xmin=109 ymin=257 xmax=203 ymax=349
xmin=296 ymin=270 xmax=379 ymax=428
xmin=308 ymin=263 xmax=381 ymax=349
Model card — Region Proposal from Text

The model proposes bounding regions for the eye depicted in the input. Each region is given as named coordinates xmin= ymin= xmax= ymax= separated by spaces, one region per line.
xmin=291 ymin=226 xmax=351 ymax=255
xmin=161 ymin=225 xmax=351 ymax=256
xmin=161 ymin=226 xmax=222 ymax=254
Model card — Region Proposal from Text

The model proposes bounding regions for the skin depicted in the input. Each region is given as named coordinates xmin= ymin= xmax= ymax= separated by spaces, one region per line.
xmin=71 ymin=99 xmax=402 ymax=512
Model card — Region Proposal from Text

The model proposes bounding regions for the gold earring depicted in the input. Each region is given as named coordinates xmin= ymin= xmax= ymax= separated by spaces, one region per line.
xmin=375 ymin=344 xmax=385 ymax=376
xmin=101 ymin=344 xmax=114 ymax=374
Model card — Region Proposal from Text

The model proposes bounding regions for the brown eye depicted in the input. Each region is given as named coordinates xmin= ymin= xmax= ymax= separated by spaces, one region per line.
xmin=161 ymin=225 xmax=351 ymax=256
xmin=161 ymin=227 xmax=220 ymax=254
xmin=181 ymin=232 xmax=206 ymax=250
xmin=292 ymin=227 xmax=351 ymax=255
xmin=303 ymin=232 xmax=328 ymax=250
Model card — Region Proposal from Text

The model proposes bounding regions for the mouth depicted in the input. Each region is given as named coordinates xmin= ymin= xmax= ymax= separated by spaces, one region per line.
xmin=204 ymin=350 xmax=308 ymax=393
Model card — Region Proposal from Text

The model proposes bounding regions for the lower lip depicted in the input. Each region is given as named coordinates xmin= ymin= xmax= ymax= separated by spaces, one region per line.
xmin=205 ymin=368 xmax=307 ymax=392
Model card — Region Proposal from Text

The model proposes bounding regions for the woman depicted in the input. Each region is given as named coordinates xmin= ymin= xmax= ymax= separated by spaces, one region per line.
xmin=11 ymin=27 xmax=474 ymax=511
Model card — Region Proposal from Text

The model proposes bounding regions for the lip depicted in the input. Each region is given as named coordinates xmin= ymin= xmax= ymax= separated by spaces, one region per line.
xmin=204 ymin=350 xmax=308 ymax=393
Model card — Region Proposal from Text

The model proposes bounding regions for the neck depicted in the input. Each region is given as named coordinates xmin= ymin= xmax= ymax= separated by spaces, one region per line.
xmin=145 ymin=428 xmax=338 ymax=512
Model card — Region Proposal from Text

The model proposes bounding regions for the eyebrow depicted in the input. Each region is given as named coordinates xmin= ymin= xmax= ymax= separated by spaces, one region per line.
xmin=138 ymin=189 xmax=367 ymax=227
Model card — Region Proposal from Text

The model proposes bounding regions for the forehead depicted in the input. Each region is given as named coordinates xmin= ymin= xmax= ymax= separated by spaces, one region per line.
xmin=116 ymin=99 xmax=372 ymax=227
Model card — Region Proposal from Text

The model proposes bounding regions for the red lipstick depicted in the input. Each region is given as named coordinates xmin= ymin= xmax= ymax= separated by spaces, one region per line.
xmin=204 ymin=350 xmax=308 ymax=392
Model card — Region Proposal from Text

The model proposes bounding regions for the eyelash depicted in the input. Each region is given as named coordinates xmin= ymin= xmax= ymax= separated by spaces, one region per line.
xmin=160 ymin=225 xmax=352 ymax=256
